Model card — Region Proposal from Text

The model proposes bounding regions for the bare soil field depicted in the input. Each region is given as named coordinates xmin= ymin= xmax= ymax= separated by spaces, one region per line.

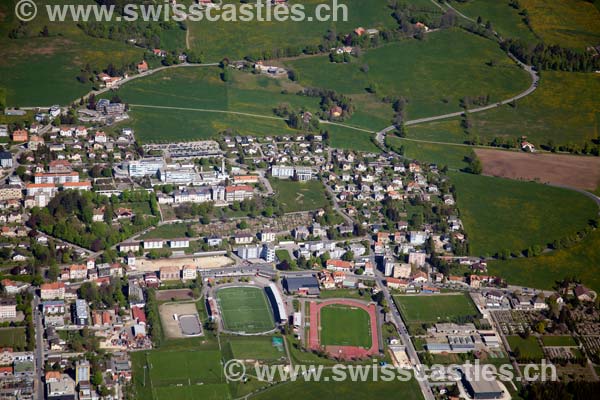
xmin=156 ymin=289 xmax=196 ymax=302
xmin=135 ymin=255 xmax=234 ymax=273
xmin=475 ymin=149 xmax=600 ymax=190
xmin=159 ymin=302 xmax=201 ymax=339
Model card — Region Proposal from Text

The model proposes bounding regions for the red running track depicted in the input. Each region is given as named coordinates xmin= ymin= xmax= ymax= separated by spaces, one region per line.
xmin=308 ymin=299 xmax=379 ymax=360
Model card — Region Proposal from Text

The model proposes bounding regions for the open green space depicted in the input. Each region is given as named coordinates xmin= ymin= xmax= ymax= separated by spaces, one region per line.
xmin=216 ymin=286 xmax=275 ymax=333
xmin=187 ymin=0 xmax=399 ymax=61
xmin=393 ymin=293 xmax=479 ymax=324
xmin=469 ymin=71 xmax=600 ymax=148
xmin=141 ymin=223 xmax=191 ymax=240
xmin=111 ymin=66 xmax=320 ymax=142
xmin=406 ymin=118 xmax=469 ymax=144
xmin=488 ymin=229 xmax=600 ymax=293
xmin=0 ymin=327 xmax=26 ymax=348
xmin=250 ymin=373 xmax=424 ymax=400
xmin=453 ymin=0 xmax=537 ymax=42
xmin=387 ymin=136 xmax=471 ymax=170
xmin=450 ymin=172 xmax=598 ymax=257
xmin=285 ymin=29 xmax=531 ymax=121
xmin=319 ymin=304 xmax=372 ymax=348
xmin=520 ymin=0 xmax=600 ymax=48
xmin=325 ymin=124 xmax=380 ymax=153
xmin=223 ymin=336 xmax=286 ymax=361
xmin=154 ymin=385 xmax=231 ymax=400
xmin=507 ymin=335 xmax=544 ymax=359
xmin=269 ymin=179 xmax=330 ymax=213
xmin=0 ymin=0 xmax=144 ymax=106
xmin=541 ymin=336 xmax=577 ymax=347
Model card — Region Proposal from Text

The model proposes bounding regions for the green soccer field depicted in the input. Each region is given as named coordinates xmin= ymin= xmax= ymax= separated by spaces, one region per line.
xmin=319 ymin=305 xmax=372 ymax=348
xmin=393 ymin=294 xmax=479 ymax=324
xmin=216 ymin=286 xmax=275 ymax=333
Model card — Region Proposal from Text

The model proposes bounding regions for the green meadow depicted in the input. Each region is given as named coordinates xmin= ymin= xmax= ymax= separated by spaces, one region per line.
xmin=187 ymin=0 xmax=399 ymax=61
xmin=387 ymin=136 xmax=471 ymax=170
xmin=489 ymin=229 xmax=600 ymax=293
xmin=0 ymin=0 xmax=144 ymax=106
xmin=453 ymin=0 xmax=537 ymax=42
xmin=285 ymin=29 xmax=531 ymax=121
xmin=269 ymin=179 xmax=330 ymax=213
xmin=450 ymin=172 xmax=598 ymax=257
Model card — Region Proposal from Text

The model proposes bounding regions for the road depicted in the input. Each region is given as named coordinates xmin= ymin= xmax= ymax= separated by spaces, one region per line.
xmin=32 ymin=292 xmax=45 ymax=400
xmin=375 ymin=275 xmax=435 ymax=400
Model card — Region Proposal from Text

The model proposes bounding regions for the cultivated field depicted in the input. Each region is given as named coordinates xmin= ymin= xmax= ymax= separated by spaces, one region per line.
xmin=216 ymin=286 xmax=275 ymax=334
xmin=393 ymin=294 xmax=479 ymax=324
xmin=476 ymin=148 xmax=600 ymax=190
xmin=155 ymin=289 xmax=196 ymax=302
xmin=450 ymin=171 xmax=598 ymax=256
xmin=270 ymin=179 xmax=330 ymax=213
xmin=320 ymin=304 xmax=372 ymax=348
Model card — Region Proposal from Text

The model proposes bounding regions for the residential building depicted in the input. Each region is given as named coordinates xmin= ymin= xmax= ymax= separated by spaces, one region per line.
xmin=0 ymin=299 xmax=17 ymax=319
xmin=73 ymin=299 xmax=89 ymax=325
xmin=159 ymin=266 xmax=180 ymax=281
xmin=40 ymin=282 xmax=65 ymax=300
xmin=181 ymin=265 xmax=197 ymax=281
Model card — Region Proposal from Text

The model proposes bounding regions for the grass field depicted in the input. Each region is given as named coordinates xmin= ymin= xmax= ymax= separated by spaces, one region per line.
xmin=187 ymin=0 xmax=399 ymax=62
xmin=141 ymin=224 xmax=191 ymax=240
xmin=0 ymin=0 xmax=144 ymax=106
xmin=216 ymin=286 xmax=275 ymax=333
xmin=507 ymin=336 xmax=544 ymax=359
xmin=470 ymin=71 xmax=600 ymax=148
xmin=454 ymin=0 xmax=537 ymax=42
xmin=111 ymin=66 xmax=321 ymax=142
xmin=387 ymin=137 xmax=471 ymax=170
xmin=154 ymin=385 xmax=231 ymax=400
xmin=223 ymin=336 xmax=287 ymax=361
xmin=393 ymin=294 xmax=479 ymax=324
xmin=285 ymin=29 xmax=530 ymax=121
xmin=541 ymin=336 xmax=577 ymax=347
xmin=250 ymin=372 xmax=425 ymax=400
xmin=488 ymin=229 xmax=600 ymax=293
xmin=519 ymin=0 xmax=600 ymax=48
xmin=450 ymin=172 xmax=598 ymax=256
xmin=0 ymin=327 xmax=26 ymax=349
xmin=319 ymin=304 xmax=372 ymax=348
xmin=270 ymin=179 xmax=330 ymax=213
xmin=325 ymin=124 xmax=380 ymax=153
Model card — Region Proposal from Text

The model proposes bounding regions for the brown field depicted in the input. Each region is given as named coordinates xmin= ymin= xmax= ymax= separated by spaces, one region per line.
xmin=475 ymin=149 xmax=600 ymax=190
xmin=156 ymin=289 xmax=196 ymax=302
xmin=158 ymin=302 xmax=201 ymax=339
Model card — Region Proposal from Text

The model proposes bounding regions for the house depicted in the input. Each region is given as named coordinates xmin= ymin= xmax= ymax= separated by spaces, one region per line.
xmin=0 ymin=151 xmax=12 ymax=168
xmin=0 ymin=299 xmax=17 ymax=319
xmin=182 ymin=265 xmax=197 ymax=281
xmin=408 ymin=251 xmax=427 ymax=268
xmin=260 ymin=230 xmax=276 ymax=243
xmin=521 ymin=141 xmax=536 ymax=152
xmin=119 ymin=241 xmax=140 ymax=253
xmin=159 ymin=266 xmax=180 ymax=281
xmin=143 ymin=239 xmax=164 ymax=250
xmin=40 ymin=282 xmax=66 ymax=300
xmin=169 ymin=238 xmax=190 ymax=249
xmin=1 ymin=279 xmax=29 ymax=295
xmin=386 ymin=278 xmax=409 ymax=290
xmin=574 ymin=285 xmax=594 ymax=302
xmin=68 ymin=264 xmax=87 ymax=280
xmin=234 ymin=233 xmax=253 ymax=245
xmin=411 ymin=271 xmax=428 ymax=283
xmin=326 ymin=259 xmax=354 ymax=272
xmin=137 ymin=60 xmax=149 ymax=73
xmin=11 ymin=129 xmax=27 ymax=142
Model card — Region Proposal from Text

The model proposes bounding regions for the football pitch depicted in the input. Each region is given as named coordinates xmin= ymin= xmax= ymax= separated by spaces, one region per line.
xmin=216 ymin=286 xmax=275 ymax=333
xmin=319 ymin=305 xmax=372 ymax=348
xmin=393 ymin=294 xmax=479 ymax=324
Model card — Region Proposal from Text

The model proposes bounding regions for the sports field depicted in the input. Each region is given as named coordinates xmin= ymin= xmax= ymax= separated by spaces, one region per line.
xmin=250 ymin=374 xmax=425 ymax=400
xmin=132 ymin=347 xmax=229 ymax=400
xmin=450 ymin=171 xmax=598 ymax=257
xmin=319 ymin=304 xmax=372 ymax=348
xmin=270 ymin=179 xmax=330 ymax=213
xmin=0 ymin=327 xmax=26 ymax=349
xmin=393 ymin=294 xmax=479 ymax=324
xmin=223 ymin=336 xmax=287 ymax=361
xmin=216 ymin=286 xmax=275 ymax=333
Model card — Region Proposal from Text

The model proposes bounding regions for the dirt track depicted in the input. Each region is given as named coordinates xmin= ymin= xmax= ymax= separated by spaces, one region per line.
xmin=476 ymin=149 xmax=600 ymax=190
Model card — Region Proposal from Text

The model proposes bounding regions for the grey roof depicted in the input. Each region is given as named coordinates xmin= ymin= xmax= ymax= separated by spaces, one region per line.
xmin=283 ymin=276 xmax=319 ymax=293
